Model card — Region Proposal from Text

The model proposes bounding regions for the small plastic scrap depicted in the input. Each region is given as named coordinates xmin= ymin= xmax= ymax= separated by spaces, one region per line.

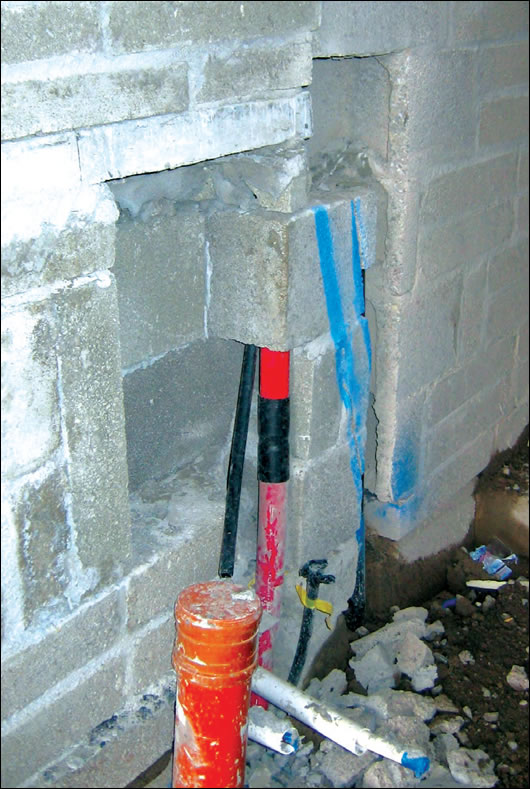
xmin=469 ymin=545 xmax=517 ymax=580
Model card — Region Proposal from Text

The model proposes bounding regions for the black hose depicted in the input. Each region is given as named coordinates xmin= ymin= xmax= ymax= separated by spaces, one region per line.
xmin=218 ymin=344 xmax=257 ymax=578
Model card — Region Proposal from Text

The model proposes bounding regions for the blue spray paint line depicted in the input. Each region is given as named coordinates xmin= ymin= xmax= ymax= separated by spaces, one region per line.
xmin=351 ymin=201 xmax=365 ymax=318
xmin=313 ymin=203 xmax=372 ymax=570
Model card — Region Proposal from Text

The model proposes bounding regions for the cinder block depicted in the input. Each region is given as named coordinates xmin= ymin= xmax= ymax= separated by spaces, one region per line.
xmin=417 ymin=201 xmax=513 ymax=281
xmin=2 ymin=64 xmax=188 ymax=141
xmin=388 ymin=49 xmax=475 ymax=163
xmin=197 ymin=40 xmax=312 ymax=103
xmin=208 ymin=193 xmax=375 ymax=348
xmin=122 ymin=338 xmax=243 ymax=490
xmin=396 ymin=271 xmax=462 ymax=397
xmin=309 ymin=56 xmax=390 ymax=165
xmin=0 ymin=0 xmax=101 ymax=64
xmin=0 ymin=656 xmax=126 ymax=788
xmin=130 ymin=616 xmax=175 ymax=696
xmin=457 ymin=261 xmax=488 ymax=362
xmin=76 ymin=92 xmax=312 ymax=183
xmin=488 ymin=239 xmax=528 ymax=294
xmin=290 ymin=334 xmax=343 ymax=461
xmin=485 ymin=260 xmax=530 ymax=346
xmin=30 ymin=689 xmax=175 ymax=789
xmin=453 ymin=1 xmax=529 ymax=43
xmin=53 ymin=274 xmax=131 ymax=593
xmin=288 ymin=443 xmax=361 ymax=567
xmin=126 ymin=470 xmax=225 ymax=630
xmin=518 ymin=149 xmax=529 ymax=190
xmin=517 ymin=320 xmax=529 ymax=361
xmin=477 ymin=42 xmax=529 ymax=94
xmin=420 ymin=154 xmax=518 ymax=226
xmin=518 ymin=192 xmax=529 ymax=236
xmin=426 ymin=430 xmax=494 ymax=516
xmin=211 ymin=142 xmax=311 ymax=213
xmin=315 ymin=1 xmax=447 ymax=57
xmin=396 ymin=481 xmax=476 ymax=563
xmin=1 ymin=588 xmax=124 ymax=720
xmin=2 ymin=185 xmax=118 ymax=297
xmin=1 ymin=300 xmax=61 ymax=477
xmin=494 ymin=404 xmax=529 ymax=453
xmin=514 ymin=357 xmax=530 ymax=405
xmin=5 ymin=467 xmax=71 ymax=629
xmin=114 ymin=206 xmax=206 ymax=370
xmin=479 ymin=96 xmax=529 ymax=147
xmin=428 ymin=334 xmax=516 ymax=425
xmin=426 ymin=381 xmax=508 ymax=476
xmin=107 ymin=1 xmax=319 ymax=54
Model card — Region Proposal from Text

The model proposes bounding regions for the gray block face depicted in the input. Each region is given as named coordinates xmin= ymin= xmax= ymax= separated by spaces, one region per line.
xmin=208 ymin=207 xmax=326 ymax=348
xmin=420 ymin=154 xmax=518 ymax=227
xmin=308 ymin=56 xmax=390 ymax=168
xmin=428 ymin=335 xmax=516 ymax=426
xmin=457 ymin=261 xmax=488 ymax=362
xmin=315 ymin=1 xmax=447 ymax=57
xmin=453 ymin=1 xmax=529 ymax=43
xmin=0 ymin=1 xmax=101 ymax=65
xmin=417 ymin=201 xmax=514 ymax=282
xmin=400 ymin=51 xmax=476 ymax=162
xmin=485 ymin=252 xmax=530 ymax=346
xmin=291 ymin=335 xmax=343 ymax=461
xmin=122 ymin=338 xmax=243 ymax=490
xmin=1 ymin=300 xmax=61 ymax=478
xmin=208 ymin=195 xmax=374 ymax=349
xmin=1 ymin=188 xmax=118 ymax=297
xmin=2 ymin=64 xmax=189 ymax=141
xmin=479 ymin=96 xmax=530 ymax=148
xmin=107 ymin=1 xmax=319 ymax=54
xmin=396 ymin=272 xmax=462 ymax=398
xmin=288 ymin=443 xmax=361 ymax=567
xmin=13 ymin=467 xmax=70 ymax=628
xmin=130 ymin=617 xmax=175 ymax=695
xmin=477 ymin=42 xmax=529 ymax=94
xmin=1 ymin=589 xmax=124 ymax=720
xmin=0 ymin=657 xmax=126 ymax=788
xmin=54 ymin=275 xmax=131 ymax=592
xmin=197 ymin=40 xmax=312 ymax=103
xmin=114 ymin=205 xmax=206 ymax=370
xmin=127 ymin=468 xmax=225 ymax=630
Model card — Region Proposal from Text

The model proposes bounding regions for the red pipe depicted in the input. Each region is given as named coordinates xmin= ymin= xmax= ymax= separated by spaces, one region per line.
xmin=252 ymin=349 xmax=290 ymax=707
xmin=172 ymin=581 xmax=262 ymax=788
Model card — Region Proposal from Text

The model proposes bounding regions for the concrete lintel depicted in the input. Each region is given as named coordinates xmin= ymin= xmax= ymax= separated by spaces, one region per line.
xmin=77 ymin=93 xmax=312 ymax=184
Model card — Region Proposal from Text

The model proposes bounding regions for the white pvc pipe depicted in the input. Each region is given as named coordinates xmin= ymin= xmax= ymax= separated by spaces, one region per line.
xmin=251 ymin=667 xmax=430 ymax=779
xmin=247 ymin=706 xmax=300 ymax=754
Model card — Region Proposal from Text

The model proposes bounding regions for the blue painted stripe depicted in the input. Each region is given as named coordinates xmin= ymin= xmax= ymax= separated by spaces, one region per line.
xmin=351 ymin=201 xmax=365 ymax=317
xmin=313 ymin=204 xmax=372 ymax=535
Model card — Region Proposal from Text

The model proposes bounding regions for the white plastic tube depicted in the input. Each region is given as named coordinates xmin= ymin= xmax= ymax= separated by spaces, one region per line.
xmin=247 ymin=705 xmax=300 ymax=754
xmin=251 ymin=667 xmax=430 ymax=779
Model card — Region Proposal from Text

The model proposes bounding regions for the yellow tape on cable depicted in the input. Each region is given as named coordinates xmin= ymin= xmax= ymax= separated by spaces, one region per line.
xmin=296 ymin=584 xmax=334 ymax=630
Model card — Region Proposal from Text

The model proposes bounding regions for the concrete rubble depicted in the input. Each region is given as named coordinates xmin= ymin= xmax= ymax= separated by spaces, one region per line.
xmin=244 ymin=606 xmax=499 ymax=788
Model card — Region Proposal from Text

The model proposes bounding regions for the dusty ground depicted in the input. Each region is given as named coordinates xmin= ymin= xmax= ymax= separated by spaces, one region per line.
xmin=347 ymin=429 xmax=529 ymax=788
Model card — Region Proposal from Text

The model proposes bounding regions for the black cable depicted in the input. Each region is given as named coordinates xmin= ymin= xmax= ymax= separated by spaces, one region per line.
xmin=218 ymin=344 xmax=257 ymax=578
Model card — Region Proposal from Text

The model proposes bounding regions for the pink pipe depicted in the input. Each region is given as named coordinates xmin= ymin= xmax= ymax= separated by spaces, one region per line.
xmin=252 ymin=349 xmax=290 ymax=707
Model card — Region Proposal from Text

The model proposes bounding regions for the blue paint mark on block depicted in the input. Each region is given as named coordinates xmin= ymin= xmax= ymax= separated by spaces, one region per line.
xmin=391 ymin=432 xmax=419 ymax=502
xmin=313 ymin=202 xmax=372 ymax=561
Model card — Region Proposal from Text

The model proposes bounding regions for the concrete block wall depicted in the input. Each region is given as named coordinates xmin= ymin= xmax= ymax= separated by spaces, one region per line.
xmin=309 ymin=1 xmax=529 ymax=542
xmin=1 ymin=2 xmax=528 ymax=786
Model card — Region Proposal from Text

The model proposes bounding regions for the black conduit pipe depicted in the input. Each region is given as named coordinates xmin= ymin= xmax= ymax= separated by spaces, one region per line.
xmin=218 ymin=344 xmax=257 ymax=578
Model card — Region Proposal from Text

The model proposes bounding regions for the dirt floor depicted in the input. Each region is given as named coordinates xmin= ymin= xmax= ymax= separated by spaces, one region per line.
xmin=345 ymin=429 xmax=529 ymax=788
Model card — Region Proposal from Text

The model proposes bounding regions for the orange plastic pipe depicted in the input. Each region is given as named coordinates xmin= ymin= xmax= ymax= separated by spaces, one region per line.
xmin=172 ymin=580 xmax=262 ymax=788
